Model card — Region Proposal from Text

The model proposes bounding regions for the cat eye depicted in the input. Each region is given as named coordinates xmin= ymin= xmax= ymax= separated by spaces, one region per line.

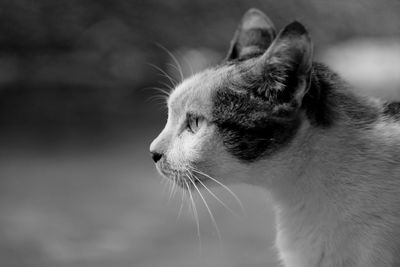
xmin=186 ymin=114 xmax=203 ymax=133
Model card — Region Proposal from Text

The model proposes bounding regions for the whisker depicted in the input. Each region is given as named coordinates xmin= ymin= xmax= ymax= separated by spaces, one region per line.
xmin=161 ymin=177 xmax=169 ymax=195
xmin=172 ymin=174 xmax=179 ymax=199
xmin=147 ymin=95 xmax=168 ymax=106
xmin=150 ymin=86 xmax=170 ymax=97
xmin=167 ymin=176 xmax=176 ymax=202
xmin=147 ymin=93 xmax=168 ymax=101
xmin=168 ymin=174 xmax=178 ymax=201
xmin=189 ymin=169 xmax=237 ymax=216
xmin=184 ymin=178 xmax=202 ymax=252
xmin=176 ymin=182 xmax=187 ymax=221
xmin=159 ymin=81 xmax=174 ymax=92
xmin=187 ymin=172 xmax=223 ymax=244
xmin=143 ymin=87 xmax=169 ymax=110
xmin=192 ymin=168 xmax=245 ymax=214
xmin=147 ymin=62 xmax=177 ymax=87
xmin=156 ymin=43 xmax=185 ymax=82
xmin=180 ymin=53 xmax=194 ymax=77
xmin=142 ymin=85 xmax=170 ymax=96
xmin=167 ymin=62 xmax=185 ymax=81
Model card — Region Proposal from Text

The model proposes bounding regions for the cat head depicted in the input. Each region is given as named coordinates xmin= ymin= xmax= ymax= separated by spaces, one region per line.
xmin=150 ymin=9 xmax=314 ymax=189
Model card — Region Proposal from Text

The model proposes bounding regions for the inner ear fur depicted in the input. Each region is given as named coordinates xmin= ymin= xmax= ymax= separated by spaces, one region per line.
xmin=226 ymin=8 xmax=276 ymax=61
xmin=250 ymin=21 xmax=313 ymax=106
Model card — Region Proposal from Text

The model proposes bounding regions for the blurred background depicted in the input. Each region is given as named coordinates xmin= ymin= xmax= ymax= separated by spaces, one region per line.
xmin=0 ymin=0 xmax=399 ymax=266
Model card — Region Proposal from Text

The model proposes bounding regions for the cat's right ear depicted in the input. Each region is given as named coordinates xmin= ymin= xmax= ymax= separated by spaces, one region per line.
xmin=226 ymin=8 xmax=276 ymax=61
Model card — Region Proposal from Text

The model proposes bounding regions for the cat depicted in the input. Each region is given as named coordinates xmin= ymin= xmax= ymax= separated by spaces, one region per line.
xmin=150 ymin=8 xmax=400 ymax=267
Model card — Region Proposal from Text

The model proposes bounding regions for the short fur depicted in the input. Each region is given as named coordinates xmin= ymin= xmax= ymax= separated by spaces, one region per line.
xmin=150 ymin=8 xmax=400 ymax=267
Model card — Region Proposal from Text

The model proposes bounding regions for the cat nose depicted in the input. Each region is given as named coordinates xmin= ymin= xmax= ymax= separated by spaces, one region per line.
xmin=151 ymin=151 xmax=163 ymax=163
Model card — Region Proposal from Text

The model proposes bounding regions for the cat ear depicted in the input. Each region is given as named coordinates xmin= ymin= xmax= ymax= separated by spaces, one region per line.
xmin=252 ymin=21 xmax=313 ymax=106
xmin=226 ymin=8 xmax=276 ymax=61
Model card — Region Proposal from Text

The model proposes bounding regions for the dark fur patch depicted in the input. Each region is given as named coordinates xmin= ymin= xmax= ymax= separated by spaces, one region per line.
xmin=302 ymin=63 xmax=336 ymax=127
xmin=212 ymin=62 xmax=379 ymax=162
xmin=304 ymin=63 xmax=379 ymax=127
xmin=212 ymin=75 xmax=301 ymax=162
xmin=383 ymin=102 xmax=400 ymax=120
xmin=212 ymin=57 xmax=307 ymax=162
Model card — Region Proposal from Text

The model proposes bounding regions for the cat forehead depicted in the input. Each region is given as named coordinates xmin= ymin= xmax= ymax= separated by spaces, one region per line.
xmin=167 ymin=65 xmax=235 ymax=116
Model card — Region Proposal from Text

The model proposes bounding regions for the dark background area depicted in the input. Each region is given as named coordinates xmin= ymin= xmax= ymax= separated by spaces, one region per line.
xmin=0 ymin=0 xmax=399 ymax=266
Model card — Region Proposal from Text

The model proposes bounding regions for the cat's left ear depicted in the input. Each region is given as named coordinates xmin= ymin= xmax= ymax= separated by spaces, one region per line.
xmin=226 ymin=8 xmax=276 ymax=61
xmin=252 ymin=21 xmax=313 ymax=106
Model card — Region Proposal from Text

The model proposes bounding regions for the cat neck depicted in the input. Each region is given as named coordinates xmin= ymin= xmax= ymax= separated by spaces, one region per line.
xmin=261 ymin=117 xmax=397 ymax=267
xmin=250 ymin=65 xmax=400 ymax=266
xmin=254 ymin=63 xmax=384 ymax=208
